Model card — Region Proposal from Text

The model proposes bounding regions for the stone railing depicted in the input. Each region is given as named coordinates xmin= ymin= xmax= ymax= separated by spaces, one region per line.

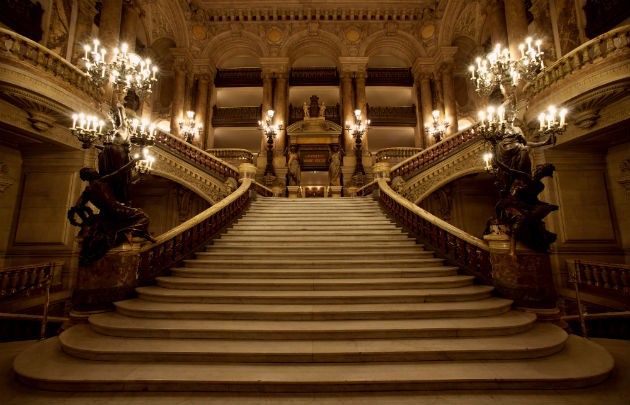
xmin=289 ymin=67 xmax=339 ymax=86
xmin=390 ymin=127 xmax=481 ymax=180
xmin=529 ymin=25 xmax=630 ymax=97
xmin=252 ymin=181 xmax=274 ymax=197
xmin=212 ymin=105 xmax=262 ymax=127
xmin=288 ymin=103 xmax=341 ymax=125
xmin=154 ymin=130 xmax=239 ymax=182
xmin=137 ymin=179 xmax=253 ymax=283
xmin=366 ymin=68 xmax=414 ymax=86
xmin=377 ymin=179 xmax=492 ymax=284
xmin=0 ymin=27 xmax=100 ymax=100
xmin=215 ymin=68 xmax=262 ymax=87
xmin=570 ymin=260 xmax=630 ymax=299
xmin=374 ymin=147 xmax=423 ymax=164
xmin=367 ymin=105 xmax=417 ymax=126
xmin=206 ymin=148 xmax=256 ymax=165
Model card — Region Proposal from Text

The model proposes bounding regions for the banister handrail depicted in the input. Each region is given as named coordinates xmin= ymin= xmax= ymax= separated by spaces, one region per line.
xmin=252 ymin=181 xmax=273 ymax=196
xmin=0 ymin=27 xmax=100 ymax=99
xmin=374 ymin=147 xmax=423 ymax=163
xmin=154 ymin=130 xmax=239 ymax=181
xmin=390 ymin=127 xmax=481 ymax=180
xmin=377 ymin=178 xmax=491 ymax=283
xmin=137 ymin=178 xmax=252 ymax=282
xmin=206 ymin=148 xmax=256 ymax=165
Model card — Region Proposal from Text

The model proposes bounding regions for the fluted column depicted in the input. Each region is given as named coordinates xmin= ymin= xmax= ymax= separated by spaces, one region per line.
xmin=194 ymin=74 xmax=210 ymax=149
xmin=441 ymin=64 xmax=458 ymax=135
xmin=340 ymin=72 xmax=354 ymax=153
xmin=170 ymin=63 xmax=186 ymax=136
xmin=71 ymin=0 xmax=97 ymax=63
xmin=419 ymin=74 xmax=433 ymax=147
xmin=205 ymin=80 xmax=216 ymax=149
xmin=273 ymin=72 xmax=288 ymax=154
xmin=120 ymin=0 xmax=139 ymax=52
xmin=184 ymin=71 xmax=195 ymax=114
xmin=504 ymin=0 xmax=529 ymax=56
xmin=99 ymin=0 xmax=123 ymax=49
xmin=413 ymin=78 xmax=425 ymax=148
xmin=489 ymin=0 xmax=509 ymax=46
xmin=354 ymin=70 xmax=368 ymax=153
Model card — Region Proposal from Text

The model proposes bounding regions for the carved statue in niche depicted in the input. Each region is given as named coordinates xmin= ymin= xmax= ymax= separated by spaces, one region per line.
xmin=390 ymin=176 xmax=406 ymax=194
xmin=303 ymin=102 xmax=310 ymax=118
xmin=287 ymin=145 xmax=301 ymax=186
xmin=68 ymin=158 xmax=155 ymax=266
xmin=319 ymin=101 xmax=326 ymax=118
xmin=483 ymin=124 xmax=558 ymax=253
xmin=328 ymin=145 xmax=342 ymax=186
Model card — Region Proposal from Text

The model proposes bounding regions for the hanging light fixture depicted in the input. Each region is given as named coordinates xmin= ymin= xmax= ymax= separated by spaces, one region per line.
xmin=424 ymin=110 xmax=450 ymax=142
xmin=258 ymin=109 xmax=283 ymax=177
xmin=178 ymin=111 xmax=201 ymax=144
xmin=345 ymin=109 xmax=370 ymax=180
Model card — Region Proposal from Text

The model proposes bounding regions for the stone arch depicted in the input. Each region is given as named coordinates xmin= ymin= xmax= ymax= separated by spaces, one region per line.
xmin=202 ymin=31 xmax=267 ymax=67
xmin=361 ymin=31 xmax=425 ymax=65
xmin=281 ymin=30 xmax=345 ymax=66
xmin=412 ymin=165 xmax=486 ymax=204
xmin=156 ymin=0 xmax=189 ymax=48
xmin=438 ymin=0 xmax=477 ymax=47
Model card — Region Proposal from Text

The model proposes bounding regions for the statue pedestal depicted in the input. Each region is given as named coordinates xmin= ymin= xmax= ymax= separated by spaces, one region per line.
xmin=71 ymin=240 xmax=145 ymax=315
xmin=329 ymin=186 xmax=343 ymax=198
xmin=287 ymin=186 xmax=301 ymax=199
xmin=484 ymin=233 xmax=562 ymax=323
xmin=345 ymin=186 xmax=358 ymax=197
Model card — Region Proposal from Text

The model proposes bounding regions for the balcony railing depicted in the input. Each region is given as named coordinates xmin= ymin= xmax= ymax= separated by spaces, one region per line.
xmin=0 ymin=27 xmax=100 ymax=100
xmin=366 ymin=68 xmax=414 ymax=86
xmin=391 ymin=127 xmax=481 ymax=180
xmin=570 ymin=260 xmax=630 ymax=301
xmin=289 ymin=68 xmax=339 ymax=86
xmin=367 ymin=105 xmax=417 ymax=126
xmin=206 ymin=148 xmax=256 ymax=165
xmin=215 ymin=68 xmax=262 ymax=87
xmin=212 ymin=106 xmax=262 ymax=127
xmin=529 ymin=25 xmax=630 ymax=97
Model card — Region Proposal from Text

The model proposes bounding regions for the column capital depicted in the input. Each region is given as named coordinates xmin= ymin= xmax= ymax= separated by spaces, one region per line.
xmin=338 ymin=57 xmax=369 ymax=73
xmin=260 ymin=57 xmax=290 ymax=74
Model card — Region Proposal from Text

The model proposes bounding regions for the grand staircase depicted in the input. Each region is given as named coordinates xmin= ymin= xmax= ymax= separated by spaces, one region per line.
xmin=14 ymin=198 xmax=613 ymax=391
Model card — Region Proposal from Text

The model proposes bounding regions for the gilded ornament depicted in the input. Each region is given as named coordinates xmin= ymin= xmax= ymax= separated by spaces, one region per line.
xmin=420 ymin=24 xmax=435 ymax=39
xmin=266 ymin=27 xmax=284 ymax=44
xmin=191 ymin=24 xmax=207 ymax=40
xmin=345 ymin=28 xmax=361 ymax=43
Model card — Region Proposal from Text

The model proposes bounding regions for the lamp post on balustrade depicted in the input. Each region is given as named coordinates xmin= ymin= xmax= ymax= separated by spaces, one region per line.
xmin=258 ymin=109 xmax=283 ymax=179
xmin=424 ymin=110 xmax=450 ymax=143
xmin=345 ymin=109 xmax=369 ymax=185
xmin=179 ymin=110 xmax=201 ymax=144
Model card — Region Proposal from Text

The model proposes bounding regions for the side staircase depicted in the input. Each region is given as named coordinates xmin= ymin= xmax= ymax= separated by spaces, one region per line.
xmin=14 ymin=198 xmax=613 ymax=391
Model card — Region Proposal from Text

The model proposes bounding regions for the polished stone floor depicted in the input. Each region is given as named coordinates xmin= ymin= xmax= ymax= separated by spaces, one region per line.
xmin=1 ymin=338 xmax=628 ymax=405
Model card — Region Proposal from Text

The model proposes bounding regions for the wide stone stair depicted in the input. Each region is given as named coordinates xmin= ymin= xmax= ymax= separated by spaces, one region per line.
xmin=14 ymin=198 xmax=613 ymax=391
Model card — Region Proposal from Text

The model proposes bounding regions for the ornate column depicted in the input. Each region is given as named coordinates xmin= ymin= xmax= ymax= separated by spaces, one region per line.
xmin=432 ymin=71 xmax=444 ymax=117
xmin=340 ymin=72 xmax=355 ymax=153
xmin=355 ymin=70 xmax=368 ymax=152
xmin=170 ymin=62 xmax=186 ymax=137
xmin=71 ymin=0 xmax=97 ymax=63
xmin=489 ymin=0 xmax=509 ymax=46
xmin=205 ymin=80 xmax=216 ymax=149
xmin=272 ymin=72 xmax=288 ymax=157
xmin=413 ymin=78 xmax=425 ymax=148
xmin=194 ymin=73 xmax=210 ymax=149
xmin=441 ymin=63 xmax=458 ymax=135
xmin=504 ymin=0 xmax=530 ymax=56
xmin=260 ymin=71 xmax=274 ymax=153
xmin=184 ymin=71 xmax=195 ymax=115
xmin=98 ymin=0 xmax=123 ymax=49
xmin=419 ymin=73 xmax=433 ymax=147
xmin=120 ymin=0 xmax=139 ymax=52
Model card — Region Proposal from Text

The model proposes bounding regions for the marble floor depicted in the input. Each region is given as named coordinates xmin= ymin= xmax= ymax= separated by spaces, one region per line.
xmin=1 ymin=338 xmax=628 ymax=405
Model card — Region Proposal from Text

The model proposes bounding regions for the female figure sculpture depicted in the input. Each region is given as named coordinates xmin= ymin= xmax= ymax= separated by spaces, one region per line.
xmin=328 ymin=145 xmax=342 ymax=186
xmin=287 ymin=145 xmax=301 ymax=186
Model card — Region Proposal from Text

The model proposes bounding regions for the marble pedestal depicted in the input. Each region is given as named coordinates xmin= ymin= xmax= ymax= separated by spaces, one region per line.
xmin=329 ymin=186 xmax=342 ymax=198
xmin=287 ymin=186 xmax=301 ymax=199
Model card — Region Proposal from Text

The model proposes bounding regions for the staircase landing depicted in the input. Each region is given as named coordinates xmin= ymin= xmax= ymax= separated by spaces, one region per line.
xmin=13 ymin=197 xmax=613 ymax=392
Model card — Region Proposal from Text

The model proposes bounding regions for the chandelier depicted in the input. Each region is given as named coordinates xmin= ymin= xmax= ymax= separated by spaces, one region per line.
xmin=424 ymin=110 xmax=450 ymax=142
xmin=133 ymin=146 xmax=156 ymax=175
xmin=258 ymin=109 xmax=283 ymax=177
xmin=179 ymin=111 xmax=201 ymax=144
xmin=128 ymin=117 xmax=157 ymax=147
xmin=468 ymin=37 xmax=544 ymax=96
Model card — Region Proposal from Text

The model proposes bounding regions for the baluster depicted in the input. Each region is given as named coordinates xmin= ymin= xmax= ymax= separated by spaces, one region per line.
xmin=0 ymin=271 xmax=9 ymax=295
xmin=600 ymin=266 xmax=611 ymax=288
xmin=591 ymin=265 xmax=602 ymax=287
xmin=582 ymin=265 xmax=593 ymax=286
xmin=609 ymin=269 xmax=619 ymax=290
xmin=620 ymin=269 xmax=629 ymax=294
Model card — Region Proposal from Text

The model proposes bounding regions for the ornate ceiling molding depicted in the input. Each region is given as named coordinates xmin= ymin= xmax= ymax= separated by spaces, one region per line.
xmin=0 ymin=84 xmax=71 ymax=132
xmin=563 ymin=81 xmax=630 ymax=129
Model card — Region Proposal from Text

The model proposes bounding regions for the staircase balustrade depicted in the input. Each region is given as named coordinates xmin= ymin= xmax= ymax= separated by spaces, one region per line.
xmin=206 ymin=148 xmax=256 ymax=165
xmin=374 ymin=147 xmax=423 ymax=163
xmin=377 ymin=179 xmax=492 ymax=284
xmin=0 ymin=27 xmax=100 ymax=100
xmin=571 ymin=260 xmax=630 ymax=299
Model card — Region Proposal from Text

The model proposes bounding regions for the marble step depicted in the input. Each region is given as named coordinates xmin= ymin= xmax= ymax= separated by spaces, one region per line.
xmin=136 ymin=285 xmax=495 ymax=304
xmin=182 ymin=258 xmax=445 ymax=270
xmin=15 ymin=336 xmax=613 ymax=391
xmin=204 ymin=246 xmax=425 ymax=255
xmin=171 ymin=266 xmax=458 ymax=279
xmin=208 ymin=241 xmax=421 ymax=249
xmin=155 ymin=275 xmax=474 ymax=291
xmin=194 ymin=251 xmax=434 ymax=261
xmin=230 ymin=224 xmax=400 ymax=231
xmin=235 ymin=218 xmax=395 ymax=224
xmin=88 ymin=310 xmax=536 ymax=339
xmin=222 ymin=230 xmax=406 ymax=237
xmin=113 ymin=297 xmax=512 ymax=320
xmin=245 ymin=207 xmax=383 ymax=213
xmin=60 ymin=323 xmax=566 ymax=363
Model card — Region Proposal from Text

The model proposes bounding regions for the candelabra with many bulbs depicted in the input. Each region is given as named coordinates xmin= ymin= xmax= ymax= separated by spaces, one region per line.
xmin=424 ymin=110 xmax=450 ymax=143
xmin=345 ymin=109 xmax=370 ymax=180
xmin=258 ymin=109 xmax=283 ymax=177
xmin=178 ymin=111 xmax=201 ymax=144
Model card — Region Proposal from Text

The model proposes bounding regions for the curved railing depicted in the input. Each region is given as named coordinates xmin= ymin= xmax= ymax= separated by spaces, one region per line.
xmin=206 ymin=148 xmax=256 ymax=165
xmin=137 ymin=178 xmax=253 ymax=283
xmin=377 ymin=178 xmax=492 ymax=283
xmin=154 ymin=130 xmax=239 ymax=181
xmin=529 ymin=25 xmax=630 ymax=96
xmin=357 ymin=180 xmax=378 ymax=197
xmin=252 ymin=181 xmax=274 ymax=196
xmin=374 ymin=147 xmax=422 ymax=164
xmin=0 ymin=27 xmax=100 ymax=100
xmin=390 ymin=127 xmax=481 ymax=181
